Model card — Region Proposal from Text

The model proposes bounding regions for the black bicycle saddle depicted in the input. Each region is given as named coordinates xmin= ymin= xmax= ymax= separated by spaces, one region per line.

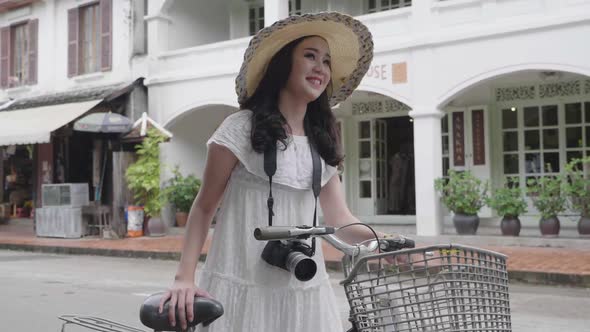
xmin=139 ymin=292 xmax=224 ymax=331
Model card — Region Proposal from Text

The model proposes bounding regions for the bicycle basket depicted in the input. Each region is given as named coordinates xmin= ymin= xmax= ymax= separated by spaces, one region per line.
xmin=340 ymin=244 xmax=511 ymax=332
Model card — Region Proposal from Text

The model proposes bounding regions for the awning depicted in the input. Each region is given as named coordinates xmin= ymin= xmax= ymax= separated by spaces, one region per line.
xmin=0 ymin=100 xmax=102 ymax=146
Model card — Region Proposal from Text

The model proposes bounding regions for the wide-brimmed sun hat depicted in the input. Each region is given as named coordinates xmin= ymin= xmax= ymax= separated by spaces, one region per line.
xmin=236 ymin=11 xmax=373 ymax=107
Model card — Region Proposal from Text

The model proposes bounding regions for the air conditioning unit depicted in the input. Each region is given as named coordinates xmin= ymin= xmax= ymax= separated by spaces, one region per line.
xmin=41 ymin=183 xmax=89 ymax=208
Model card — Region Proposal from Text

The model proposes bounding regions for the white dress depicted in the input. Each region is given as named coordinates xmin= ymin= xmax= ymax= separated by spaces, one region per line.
xmin=197 ymin=110 xmax=343 ymax=332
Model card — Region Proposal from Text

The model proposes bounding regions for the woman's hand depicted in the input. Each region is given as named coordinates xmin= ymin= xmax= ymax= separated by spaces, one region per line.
xmin=158 ymin=280 xmax=213 ymax=330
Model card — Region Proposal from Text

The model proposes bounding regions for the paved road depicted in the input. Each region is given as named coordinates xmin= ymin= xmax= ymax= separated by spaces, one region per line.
xmin=1 ymin=250 xmax=588 ymax=331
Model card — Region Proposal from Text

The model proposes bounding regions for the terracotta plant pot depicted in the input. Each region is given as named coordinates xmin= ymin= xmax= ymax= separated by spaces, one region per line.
xmin=540 ymin=216 xmax=560 ymax=237
xmin=453 ymin=213 xmax=480 ymax=235
xmin=176 ymin=212 xmax=189 ymax=227
xmin=500 ymin=216 xmax=521 ymax=236
xmin=578 ymin=216 xmax=590 ymax=236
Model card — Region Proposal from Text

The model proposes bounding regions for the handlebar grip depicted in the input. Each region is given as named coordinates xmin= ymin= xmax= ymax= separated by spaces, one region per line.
xmin=139 ymin=292 xmax=224 ymax=331
xmin=254 ymin=226 xmax=335 ymax=241
xmin=404 ymin=238 xmax=415 ymax=248
xmin=380 ymin=236 xmax=415 ymax=252
xmin=254 ymin=227 xmax=293 ymax=240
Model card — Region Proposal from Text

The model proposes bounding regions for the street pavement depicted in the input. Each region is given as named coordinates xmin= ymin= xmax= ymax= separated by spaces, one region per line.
xmin=1 ymin=250 xmax=588 ymax=332
xmin=2 ymin=218 xmax=590 ymax=288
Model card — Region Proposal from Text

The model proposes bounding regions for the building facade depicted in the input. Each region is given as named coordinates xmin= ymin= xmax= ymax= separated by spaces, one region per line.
xmin=0 ymin=0 xmax=148 ymax=233
xmin=145 ymin=0 xmax=590 ymax=236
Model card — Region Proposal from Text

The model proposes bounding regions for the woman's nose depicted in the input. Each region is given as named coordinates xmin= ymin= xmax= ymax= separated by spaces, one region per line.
xmin=312 ymin=62 xmax=325 ymax=74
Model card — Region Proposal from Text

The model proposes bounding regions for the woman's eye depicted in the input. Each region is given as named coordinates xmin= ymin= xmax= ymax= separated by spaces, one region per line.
xmin=323 ymin=60 xmax=331 ymax=66
xmin=305 ymin=53 xmax=315 ymax=60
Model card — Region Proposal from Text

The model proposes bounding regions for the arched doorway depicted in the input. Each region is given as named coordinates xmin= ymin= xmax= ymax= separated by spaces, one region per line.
xmin=161 ymin=104 xmax=237 ymax=181
xmin=336 ymin=90 xmax=414 ymax=218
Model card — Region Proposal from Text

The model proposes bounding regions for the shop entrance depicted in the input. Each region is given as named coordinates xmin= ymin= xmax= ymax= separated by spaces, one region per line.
xmin=355 ymin=115 xmax=415 ymax=216
xmin=1 ymin=145 xmax=34 ymax=218
xmin=384 ymin=116 xmax=415 ymax=215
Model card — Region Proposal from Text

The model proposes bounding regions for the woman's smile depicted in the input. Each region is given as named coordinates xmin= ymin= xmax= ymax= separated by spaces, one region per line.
xmin=306 ymin=76 xmax=323 ymax=88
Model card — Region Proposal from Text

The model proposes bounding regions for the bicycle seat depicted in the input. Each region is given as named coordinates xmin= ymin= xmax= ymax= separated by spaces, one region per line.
xmin=139 ymin=292 xmax=224 ymax=331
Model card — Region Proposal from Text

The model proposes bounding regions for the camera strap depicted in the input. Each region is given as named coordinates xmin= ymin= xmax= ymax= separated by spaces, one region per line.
xmin=264 ymin=140 xmax=322 ymax=254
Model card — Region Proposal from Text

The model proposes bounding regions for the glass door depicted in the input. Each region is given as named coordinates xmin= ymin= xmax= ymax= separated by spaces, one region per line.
xmin=356 ymin=119 xmax=388 ymax=215
xmin=374 ymin=119 xmax=388 ymax=214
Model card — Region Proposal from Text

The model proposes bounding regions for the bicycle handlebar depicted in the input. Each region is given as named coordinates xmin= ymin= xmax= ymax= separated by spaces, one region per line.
xmin=254 ymin=225 xmax=335 ymax=240
xmin=253 ymin=225 xmax=415 ymax=255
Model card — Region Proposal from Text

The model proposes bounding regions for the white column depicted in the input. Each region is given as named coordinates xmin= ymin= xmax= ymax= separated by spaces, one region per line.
xmin=264 ymin=0 xmax=289 ymax=27
xmin=145 ymin=0 xmax=171 ymax=55
xmin=409 ymin=108 xmax=444 ymax=236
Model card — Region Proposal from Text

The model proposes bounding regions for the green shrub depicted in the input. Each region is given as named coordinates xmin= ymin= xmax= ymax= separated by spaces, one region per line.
xmin=486 ymin=178 xmax=527 ymax=218
xmin=434 ymin=170 xmax=488 ymax=216
xmin=526 ymin=175 xmax=566 ymax=219
xmin=125 ymin=129 xmax=167 ymax=218
xmin=563 ymin=156 xmax=590 ymax=217
xmin=162 ymin=168 xmax=201 ymax=213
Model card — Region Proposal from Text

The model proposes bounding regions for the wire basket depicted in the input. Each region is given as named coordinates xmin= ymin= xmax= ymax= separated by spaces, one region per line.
xmin=340 ymin=245 xmax=512 ymax=332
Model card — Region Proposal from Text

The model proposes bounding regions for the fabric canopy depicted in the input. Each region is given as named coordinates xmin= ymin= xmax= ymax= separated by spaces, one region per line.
xmin=0 ymin=100 xmax=101 ymax=146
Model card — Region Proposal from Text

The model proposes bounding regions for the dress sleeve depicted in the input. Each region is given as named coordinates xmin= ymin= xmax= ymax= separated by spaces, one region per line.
xmin=321 ymin=164 xmax=338 ymax=187
xmin=206 ymin=110 xmax=254 ymax=163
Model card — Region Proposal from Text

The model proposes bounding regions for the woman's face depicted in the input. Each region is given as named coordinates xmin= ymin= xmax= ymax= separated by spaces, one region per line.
xmin=284 ymin=36 xmax=331 ymax=103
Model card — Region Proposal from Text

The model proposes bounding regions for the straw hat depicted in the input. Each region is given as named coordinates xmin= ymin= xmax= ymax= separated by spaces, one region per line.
xmin=236 ymin=12 xmax=373 ymax=107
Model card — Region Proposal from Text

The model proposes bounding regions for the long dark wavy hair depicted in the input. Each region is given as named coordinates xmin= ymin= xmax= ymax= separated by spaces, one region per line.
xmin=240 ymin=36 xmax=343 ymax=167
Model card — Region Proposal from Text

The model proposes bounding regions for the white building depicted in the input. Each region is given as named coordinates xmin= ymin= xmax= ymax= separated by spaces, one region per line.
xmin=146 ymin=0 xmax=590 ymax=236
xmin=0 ymin=0 xmax=148 ymax=228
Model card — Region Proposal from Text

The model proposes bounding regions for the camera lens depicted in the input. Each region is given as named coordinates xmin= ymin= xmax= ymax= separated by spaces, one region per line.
xmin=286 ymin=251 xmax=317 ymax=281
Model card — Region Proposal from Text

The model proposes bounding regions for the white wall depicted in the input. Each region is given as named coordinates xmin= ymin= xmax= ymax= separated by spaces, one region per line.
xmin=167 ymin=0 xmax=230 ymax=50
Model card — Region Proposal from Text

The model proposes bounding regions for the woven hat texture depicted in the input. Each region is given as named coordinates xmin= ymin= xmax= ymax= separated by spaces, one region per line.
xmin=235 ymin=12 xmax=373 ymax=107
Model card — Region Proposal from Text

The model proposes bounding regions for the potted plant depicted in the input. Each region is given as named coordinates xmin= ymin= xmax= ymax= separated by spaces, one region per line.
xmin=526 ymin=174 xmax=566 ymax=237
xmin=434 ymin=170 xmax=488 ymax=235
xmin=486 ymin=178 xmax=528 ymax=236
xmin=162 ymin=168 xmax=201 ymax=227
xmin=125 ymin=128 xmax=168 ymax=237
xmin=563 ymin=156 xmax=590 ymax=236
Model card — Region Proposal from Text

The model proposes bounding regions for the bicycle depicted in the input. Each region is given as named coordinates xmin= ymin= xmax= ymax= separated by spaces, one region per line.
xmin=59 ymin=225 xmax=512 ymax=332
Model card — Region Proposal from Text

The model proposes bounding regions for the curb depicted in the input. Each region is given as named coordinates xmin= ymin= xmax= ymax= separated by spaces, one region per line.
xmin=2 ymin=242 xmax=588 ymax=288
xmin=508 ymin=270 xmax=590 ymax=288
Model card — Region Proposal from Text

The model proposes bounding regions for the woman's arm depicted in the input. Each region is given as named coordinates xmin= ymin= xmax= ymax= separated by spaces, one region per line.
xmin=319 ymin=174 xmax=390 ymax=244
xmin=159 ymin=142 xmax=238 ymax=329
xmin=174 ymin=143 xmax=237 ymax=280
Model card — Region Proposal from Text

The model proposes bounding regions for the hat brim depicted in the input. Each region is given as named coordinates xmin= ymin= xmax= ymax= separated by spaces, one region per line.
xmin=236 ymin=12 xmax=373 ymax=107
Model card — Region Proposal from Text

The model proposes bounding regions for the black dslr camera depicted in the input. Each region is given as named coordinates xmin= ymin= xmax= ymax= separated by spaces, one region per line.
xmin=255 ymin=226 xmax=335 ymax=282
xmin=261 ymin=240 xmax=316 ymax=281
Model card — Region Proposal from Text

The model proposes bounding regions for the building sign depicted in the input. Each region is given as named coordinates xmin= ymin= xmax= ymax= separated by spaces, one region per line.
xmin=472 ymin=109 xmax=485 ymax=165
xmin=365 ymin=62 xmax=407 ymax=84
xmin=452 ymin=112 xmax=465 ymax=166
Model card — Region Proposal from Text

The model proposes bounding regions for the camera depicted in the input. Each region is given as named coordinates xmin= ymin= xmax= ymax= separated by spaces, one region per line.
xmin=260 ymin=240 xmax=317 ymax=281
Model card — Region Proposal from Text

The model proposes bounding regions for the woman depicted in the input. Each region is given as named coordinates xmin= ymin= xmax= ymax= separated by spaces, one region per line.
xmin=160 ymin=12 xmax=385 ymax=331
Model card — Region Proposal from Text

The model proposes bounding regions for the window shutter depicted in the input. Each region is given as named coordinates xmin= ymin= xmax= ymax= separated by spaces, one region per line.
xmin=27 ymin=19 xmax=38 ymax=84
xmin=100 ymin=0 xmax=112 ymax=71
xmin=67 ymin=8 xmax=79 ymax=77
xmin=1 ymin=27 xmax=10 ymax=88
